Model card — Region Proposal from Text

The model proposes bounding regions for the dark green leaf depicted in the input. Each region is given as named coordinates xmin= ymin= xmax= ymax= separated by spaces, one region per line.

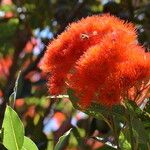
xmin=132 ymin=118 xmax=149 ymax=143
xmin=72 ymin=127 xmax=85 ymax=147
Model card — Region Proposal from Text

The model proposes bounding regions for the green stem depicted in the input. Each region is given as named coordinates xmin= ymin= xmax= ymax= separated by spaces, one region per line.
xmin=111 ymin=115 xmax=121 ymax=150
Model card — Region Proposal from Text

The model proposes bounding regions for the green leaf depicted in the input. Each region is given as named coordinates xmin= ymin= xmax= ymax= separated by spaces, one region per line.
xmin=125 ymin=100 xmax=142 ymax=117
xmin=2 ymin=105 xmax=24 ymax=150
xmin=119 ymin=132 xmax=131 ymax=150
xmin=112 ymin=105 xmax=126 ymax=121
xmin=72 ymin=127 xmax=85 ymax=147
xmin=54 ymin=128 xmax=72 ymax=150
xmin=21 ymin=136 xmax=38 ymax=150
xmin=67 ymin=89 xmax=79 ymax=104
xmin=132 ymin=118 xmax=149 ymax=143
xmin=125 ymin=100 xmax=149 ymax=143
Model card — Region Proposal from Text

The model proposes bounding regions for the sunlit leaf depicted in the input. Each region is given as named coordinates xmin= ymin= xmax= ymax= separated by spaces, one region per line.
xmin=2 ymin=105 xmax=24 ymax=150
xmin=119 ymin=132 xmax=131 ymax=150
xmin=21 ymin=136 xmax=38 ymax=150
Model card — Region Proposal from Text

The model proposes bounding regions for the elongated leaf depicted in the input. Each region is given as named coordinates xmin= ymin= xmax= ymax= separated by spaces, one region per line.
xmin=21 ymin=136 xmax=38 ymax=150
xmin=54 ymin=128 xmax=72 ymax=150
xmin=72 ymin=127 xmax=86 ymax=148
xmin=132 ymin=118 xmax=149 ymax=143
xmin=2 ymin=105 xmax=24 ymax=150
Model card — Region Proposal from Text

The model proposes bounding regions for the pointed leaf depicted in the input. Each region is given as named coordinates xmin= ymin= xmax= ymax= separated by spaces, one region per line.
xmin=2 ymin=105 xmax=24 ymax=150
xmin=21 ymin=136 xmax=38 ymax=150
xmin=54 ymin=128 xmax=72 ymax=150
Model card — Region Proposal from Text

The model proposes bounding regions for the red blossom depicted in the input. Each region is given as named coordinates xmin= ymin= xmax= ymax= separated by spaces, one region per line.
xmin=41 ymin=14 xmax=150 ymax=107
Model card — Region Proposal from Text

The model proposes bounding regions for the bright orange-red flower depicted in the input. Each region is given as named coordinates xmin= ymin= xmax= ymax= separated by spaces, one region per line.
xmin=41 ymin=14 xmax=150 ymax=107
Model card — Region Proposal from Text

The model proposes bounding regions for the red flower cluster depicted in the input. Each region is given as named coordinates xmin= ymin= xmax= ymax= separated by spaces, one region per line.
xmin=41 ymin=14 xmax=150 ymax=107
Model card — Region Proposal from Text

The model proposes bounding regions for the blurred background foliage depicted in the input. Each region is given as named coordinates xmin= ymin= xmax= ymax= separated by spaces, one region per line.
xmin=0 ymin=0 xmax=150 ymax=149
